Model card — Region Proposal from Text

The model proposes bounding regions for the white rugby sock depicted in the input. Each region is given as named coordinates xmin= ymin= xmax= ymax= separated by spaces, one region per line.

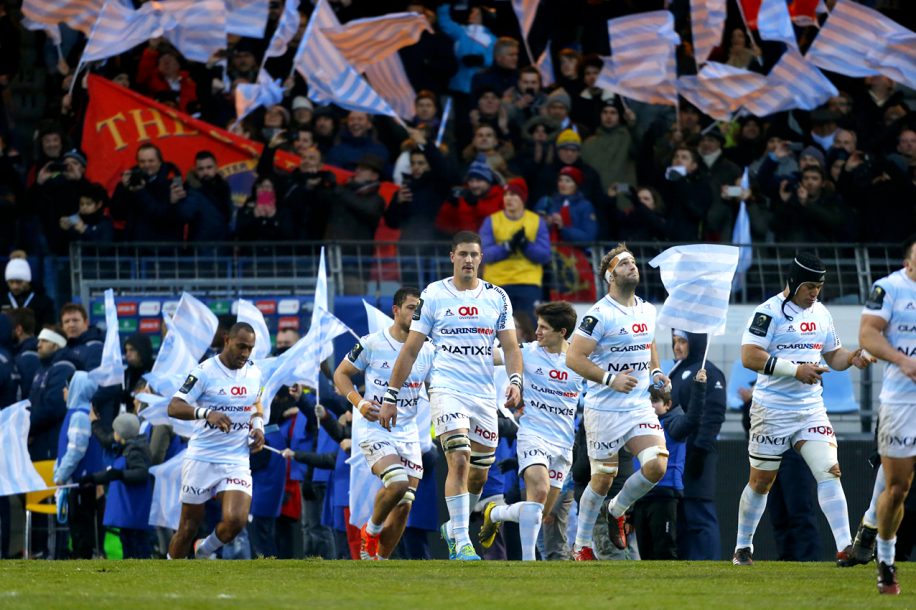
xmin=366 ymin=519 xmax=383 ymax=536
xmin=468 ymin=491 xmax=482 ymax=513
xmin=877 ymin=536 xmax=896 ymax=565
xmin=863 ymin=465 xmax=885 ymax=528
xmin=445 ymin=493 xmax=471 ymax=547
xmin=197 ymin=531 xmax=224 ymax=556
xmin=736 ymin=485 xmax=768 ymax=550
xmin=574 ymin=484 xmax=604 ymax=549
xmin=518 ymin=502 xmax=543 ymax=561
xmin=817 ymin=478 xmax=852 ymax=550
xmin=609 ymin=471 xmax=655 ymax=517
xmin=491 ymin=503 xmax=522 ymax=524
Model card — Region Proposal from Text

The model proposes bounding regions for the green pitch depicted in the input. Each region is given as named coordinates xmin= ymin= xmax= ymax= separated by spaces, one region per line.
xmin=0 ymin=560 xmax=906 ymax=609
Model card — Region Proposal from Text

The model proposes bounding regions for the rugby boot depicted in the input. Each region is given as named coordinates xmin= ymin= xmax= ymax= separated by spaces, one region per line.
xmin=360 ymin=524 xmax=380 ymax=560
xmin=732 ymin=547 xmax=753 ymax=566
xmin=440 ymin=522 xmax=457 ymax=560
xmin=573 ymin=546 xmax=597 ymax=561
xmin=455 ymin=543 xmax=481 ymax=561
xmin=877 ymin=561 xmax=900 ymax=595
xmin=846 ymin=521 xmax=877 ymax=566
xmin=478 ymin=502 xmax=501 ymax=549
xmin=193 ymin=539 xmax=216 ymax=560
xmin=836 ymin=544 xmax=855 ymax=567
xmin=605 ymin=505 xmax=628 ymax=550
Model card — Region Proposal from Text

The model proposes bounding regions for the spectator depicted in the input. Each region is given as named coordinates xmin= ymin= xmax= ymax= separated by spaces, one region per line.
xmin=28 ymin=326 xmax=78 ymax=460
xmin=470 ymin=37 xmax=521 ymax=97
xmin=312 ymin=107 xmax=339 ymax=155
xmin=571 ymin=55 xmax=613 ymax=133
xmin=480 ymin=178 xmax=550 ymax=323
xmin=8 ymin=308 xmax=39 ymax=398
xmin=236 ymin=177 xmax=294 ymax=242
xmin=325 ymin=154 xmax=386 ymax=242
xmin=725 ymin=116 xmax=766 ymax=169
xmin=135 ymin=45 xmax=197 ymax=114
xmin=3 ymin=257 xmax=56 ymax=329
xmin=401 ymin=3 xmax=459 ymax=95
xmin=555 ymin=49 xmax=583 ymax=97
xmin=776 ymin=165 xmax=850 ymax=242
xmin=533 ymin=166 xmax=598 ymax=243
xmin=614 ymin=185 xmax=668 ymax=242
xmin=511 ymin=116 xmax=559 ymax=195
xmin=435 ymin=154 xmax=505 ymax=236
xmin=25 ymin=148 xmax=89 ymax=259
xmin=505 ymin=67 xmax=547 ymax=133
xmin=60 ymin=303 xmax=103 ymax=370
xmin=291 ymin=96 xmax=313 ymax=128
xmin=227 ymin=39 xmax=259 ymax=84
xmin=806 ymin=108 xmax=840 ymax=154
xmin=180 ymin=151 xmax=232 ymax=242
xmin=698 ymin=130 xmax=742 ymax=242
xmin=92 ymin=332 xmax=154 ymax=437
xmin=325 ymin=111 xmax=390 ymax=175
xmin=85 ymin=412 xmax=153 ymax=559
xmin=26 ymin=123 xmax=65 ymax=187
xmin=110 ymin=143 xmax=186 ymax=242
xmin=531 ymin=129 xmax=602 ymax=209
xmin=581 ymin=100 xmax=638 ymax=195
xmin=262 ymin=104 xmax=291 ymax=142
xmin=60 ymin=182 xmax=113 ymax=243
xmin=661 ymin=146 xmax=713 ymax=242
xmin=384 ymin=136 xmax=453 ymax=242
xmin=713 ymin=28 xmax=762 ymax=71
xmin=272 ymin=328 xmax=299 ymax=356
xmin=0 ymin=312 xmax=15 ymax=406
xmin=436 ymin=3 xmax=496 ymax=97
xmin=462 ymin=122 xmax=513 ymax=168
xmin=544 ymin=88 xmax=584 ymax=135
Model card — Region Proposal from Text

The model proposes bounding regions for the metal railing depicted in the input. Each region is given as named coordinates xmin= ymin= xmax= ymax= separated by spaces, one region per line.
xmin=71 ymin=240 xmax=906 ymax=304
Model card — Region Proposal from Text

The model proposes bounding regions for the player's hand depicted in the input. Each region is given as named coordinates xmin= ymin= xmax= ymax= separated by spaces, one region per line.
xmin=900 ymin=357 xmax=916 ymax=382
xmin=249 ymin=427 xmax=265 ymax=452
xmin=504 ymin=383 xmax=521 ymax=409
xmin=359 ymin=399 xmax=382 ymax=422
xmin=652 ymin=371 xmax=671 ymax=392
xmin=379 ymin=401 xmax=397 ymax=431
xmin=340 ymin=438 xmax=352 ymax=452
xmin=206 ymin=410 xmax=232 ymax=432
xmin=542 ymin=513 xmax=556 ymax=525
xmin=795 ymin=363 xmax=829 ymax=384
xmin=610 ymin=368 xmax=638 ymax=393
xmin=281 ymin=448 xmax=295 ymax=460
xmin=848 ymin=348 xmax=875 ymax=370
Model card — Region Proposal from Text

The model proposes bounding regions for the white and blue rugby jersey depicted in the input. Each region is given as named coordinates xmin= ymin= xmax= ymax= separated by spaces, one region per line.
xmin=348 ymin=327 xmax=434 ymax=443
xmin=573 ymin=294 xmax=656 ymax=413
xmin=862 ymin=270 xmax=916 ymax=405
xmin=742 ymin=293 xmax=841 ymax=410
xmin=410 ymin=277 xmax=514 ymax=400
xmin=518 ymin=342 xmax=583 ymax=449
xmin=173 ymin=356 xmax=263 ymax=466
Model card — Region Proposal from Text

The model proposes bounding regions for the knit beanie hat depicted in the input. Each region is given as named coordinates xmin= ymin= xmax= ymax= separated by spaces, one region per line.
xmin=504 ymin=178 xmax=528 ymax=204
xmin=466 ymin=155 xmax=494 ymax=183
xmin=113 ymin=413 xmax=141 ymax=440
xmin=556 ymin=129 xmax=581 ymax=150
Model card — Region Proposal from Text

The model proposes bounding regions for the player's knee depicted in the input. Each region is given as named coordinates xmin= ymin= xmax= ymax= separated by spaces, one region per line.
xmin=381 ymin=464 xmax=410 ymax=491
xmin=637 ymin=446 xmax=669 ymax=483
xmin=397 ymin=486 xmax=417 ymax=507
xmin=886 ymin=481 xmax=911 ymax=505
xmin=441 ymin=432 xmax=471 ymax=455
xmin=223 ymin=514 xmax=247 ymax=536
xmin=470 ymin=450 xmax=495 ymax=471
xmin=798 ymin=441 xmax=840 ymax=483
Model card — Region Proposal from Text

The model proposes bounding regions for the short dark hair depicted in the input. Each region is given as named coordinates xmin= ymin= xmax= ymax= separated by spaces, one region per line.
xmin=60 ymin=303 xmax=88 ymax=322
xmin=228 ymin=322 xmax=256 ymax=338
xmin=519 ymin=65 xmax=540 ymax=79
xmin=904 ymin=234 xmax=916 ymax=259
xmin=8 ymin=308 xmax=36 ymax=336
xmin=535 ymin=301 xmax=577 ymax=339
xmin=394 ymin=287 xmax=421 ymax=308
xmin=195 ymin=150 xmax=216 ymax=163
xmin=137 ymin=143 xmax=163 ymax=162
xmin=451 ymin=231 xmax=482 ymax=250
xmin=801 ymin=165 xmax=826 ymax=180
xmin=649 ymin=386 xmax=671 ymax=405
xmin=81 ymin=182 xmax=109 ymax=206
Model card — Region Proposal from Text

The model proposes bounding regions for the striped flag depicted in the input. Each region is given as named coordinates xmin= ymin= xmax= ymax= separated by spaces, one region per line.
xmin=145 ymin=293 xmax=216 ymax=396
xmin=511 ymin=0 xmax=539 ymax=42
xmin=236 ymin=299 xmax=272 ymax=361
xmin=365 ymin=54 xmax=418 ymax=120
xmin=597 ymin=11 xmax=681 ymax=106
xmin=145 ymin=329 xmax=197 ymax=397
xmin=89 ymin=289 xmax=124 ymax=388
xmin=226 ymin=0 xmax=269 ymax=39
xmin=137 ymin=393 xmax=198 ymax=438
xmin=347 ymin=451 xmax=383 ymax=528
xmin=678 ymin=62 xmax=767 ymax=121
xmin=806 ymin=0 xmax=916 ymax=89
xmin=21 ymin=16 xmax=63 ymax=46
xmin=292 ymin=0 xmax=399 ymax=118
xmin=536 ymin=42 xmax=554 ymax=88
xmin=732 ymin=168 xmax=753 ymax=291
xmin=234 ymin=69 xmax=285 ymax=124
xmin=362 ymin=299 xmax=393 ymax=335
xmin=170 ymin=293 xmax=219 ymax=364
xmin=649 ymin=244 xmax=740 ymax=336
xmin=148 ymin=449 xmax=186 ymax=529
xmin=0 ymin=401 xmax=48 ymax=495
xmin=757 ymin=0 xmax=797 ymax=48
xmin=690 ymin=0 xmax=727 ymax=64
xmin=263 ymin=0 xmax=301 ymax=60
xmin=22 ymin=0 xmax=105 ymax=35
xmin=742 ymin=47 xmax=837 ymax=116
xmin=322 ymin=12 xmax=431 ymax=73
xmin=311 ymin=246 xmax=329 ymax=330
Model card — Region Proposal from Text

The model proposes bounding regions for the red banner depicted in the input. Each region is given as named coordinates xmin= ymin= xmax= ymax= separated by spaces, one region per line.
xmin=738 ymin=0 xmax=762 ymax=29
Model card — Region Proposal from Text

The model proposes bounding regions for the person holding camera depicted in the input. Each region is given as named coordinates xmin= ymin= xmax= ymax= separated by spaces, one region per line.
xmin=504 ymin=67 xmax=546 ymax=133
xmin=110 ymin=143 xmax=186 ymax=242
xmin=26 ymin=149 xmax=89 ymax=257
xmin=660 ymin=146 xmax=714 ymax=242
xmin=776 ymin=165 xmax=850 ymax=243
xmin=59 ymin=182 xmax=113 ymax=243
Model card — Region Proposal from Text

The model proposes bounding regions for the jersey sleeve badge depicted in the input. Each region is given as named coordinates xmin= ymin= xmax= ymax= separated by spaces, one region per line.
xmin=579 ymin=315 xmax=599 ymax=336
xmin=347 ymin=342 xmax=365 ymax=362
xmin=412 ymin=298 xmax=424 ymax=321
xmin=179 ymin=374 xmax=198 ymax=394
xmin=748 ymin=313 xmax=773 ymax=337
xmin=865 ymin=285 xmax=886 ymax=310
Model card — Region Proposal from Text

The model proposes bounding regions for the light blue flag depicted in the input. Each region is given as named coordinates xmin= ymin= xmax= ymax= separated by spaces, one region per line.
xmin=234 ymin=69 xmax=285 ymax=126
xmin=226 ymin=0 xmax=269 ymax=38
xmin=311 ymin=246 xmax=328 ymax=331
xmin=731 ymin=168 xmax=753 ymax=291
xmin=264 ymin=0 xmax=300 ymax=60
xmin=137 ymin=393 xmax=197 ymax=439
xmin=363 ymin=300 xmax=393 ymax=335
xmin=649 ymin=244 xmax=740 ymax=336
xmin=236 ymin=298 xmax=272 ymax=361
xmin=149 ymin=449 xmax=186 ymax=529
xmin=758 ymin=0 xmax=797 ymax=48
xmin=536 ymin=42 xmax=554 ymax=88
xmin=0 ymin=401 xmax=48 ymax=495
xmin=89 ymin=289 xmax=124 ymax=388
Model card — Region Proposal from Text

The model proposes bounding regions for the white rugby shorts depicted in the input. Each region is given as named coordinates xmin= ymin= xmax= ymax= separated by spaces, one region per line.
xmin=429 ymin=390 xmax=498 ymax=448
xmin=878 ymin=403 xmax=916 ymax=459
xmin=583 ymin=405 xmax=665 ymax=461
xmin=516 ymin=433 xmax=572 ymax=489
xmin=359 ymin=436 xmax=425 ymax=480
xmin=179 ymin=458 xmax=252 ymax=504
xmin=748 ymin=402 xmax=836 ymax=459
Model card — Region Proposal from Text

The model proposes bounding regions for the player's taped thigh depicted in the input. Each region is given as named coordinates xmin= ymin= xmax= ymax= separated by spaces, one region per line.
xmin=441 ymin=432 xmax=471 ymax=454
xmin=749 ymin=453 xmax=782 ymax=471
xmin=398 ymin=486 xmax=417 ymax=506
xmin=380 ymin=463 xmax=409 ymax=487
xmin=636 ymin=445 xmax=669 ymax=466
xmin=470 ymin=450 xmax=496 ymax=470
xmin=797 ymin=440 xmax=841 ymax=482
xmin=589 ymin=459 xmax=619 ymax=477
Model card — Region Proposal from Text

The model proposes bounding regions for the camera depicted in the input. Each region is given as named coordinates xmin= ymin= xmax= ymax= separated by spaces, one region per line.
xmin=127 ymin=168 xmax=147 ymax=188
xmin=48 ymin=161 xmax=65 ymax=173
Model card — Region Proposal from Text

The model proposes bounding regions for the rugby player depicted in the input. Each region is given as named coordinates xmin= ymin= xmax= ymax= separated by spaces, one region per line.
xmin=733 ymin=253 xmax=872 ymax=567
xmin=566 ymin=244 xmax=671 ymax=561
xmin=851 ymin=236 xmax=916 ymax=594
xmin=166 ymin=322 xmax=265 ymax=559
xmin=381 ymin=231 xmax=523 ymax=561
xmin=478 ymin=301 xmax=583 ymax=560
xmin=333 ymin=287 xmax=434 ymax=560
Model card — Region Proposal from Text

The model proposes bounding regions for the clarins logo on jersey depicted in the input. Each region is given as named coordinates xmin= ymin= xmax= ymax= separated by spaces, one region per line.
xmin=799 ymin=322 xmax=817 ymax=333
xmin=631 ymin=323 xmax=648 ymax=334
xmin=549 ymin=369 xmax=568 ymax=380
xmin=608 ymin=344 xmax=651 ymax=353
xmin=440 ymin=327 xmax=494 ymax=335
xmin=776 ymin=343 xmax=823 ymax=350
xmin=898 ymin=324 xmax=916 ymax=333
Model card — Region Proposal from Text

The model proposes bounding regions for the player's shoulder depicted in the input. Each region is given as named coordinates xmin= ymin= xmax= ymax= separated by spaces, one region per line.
xmin=755 ymin=293 xmax=784 ymax=313
xmin=635 ymin=295 xmax=656 ymax=313
xmin=483 ymin=281 xmax=509 ymax=298
xmin=812 ymin=301 xmax=833 ymax=318
xmin=422 ymin=279 xmax=450 ymax=298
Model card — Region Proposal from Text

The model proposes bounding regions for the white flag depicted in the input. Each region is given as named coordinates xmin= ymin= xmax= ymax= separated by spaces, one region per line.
xmin=264 ymin=0 xmax=301 ymax=60
xmin=170 ymin=293 xmax=218 ymax=364
xmin=22 ymin=0 xmax=106 ymax=35
xmin=0 ymin=401 xmax=48 ymax=495
xmin=346 ymin=449 xmax=382 ymax=527
xmin=146 ymin=324 xmax=198 ymax=396
xmin=322 ymin=11 xmax=430 ymax=73
xmin=226 ymin=0 xmax=269 ymax=38
xmin=511 ymin=0 xmax=539 ymax=42
xmin=311 ymin=246 xmax=328 ymax=330
xmin=149 ymin=449 xmax=186 ymax=529
xmin=536 ymin=42 xmax=554 ymax=88
xmin=649 ymin=244 xmax=740 ymax=336
xmin=236 ymin=299 xmax=272 ymax=361
xmin=137 ymin=393 xmax=198 ymax=438
xmin=89 ymin=289 xmax=124 ymax=388
xmin=732 ymin=168 xmax=753 ymax=290
xmin=362 ymin=300 xmax=393 ymax=335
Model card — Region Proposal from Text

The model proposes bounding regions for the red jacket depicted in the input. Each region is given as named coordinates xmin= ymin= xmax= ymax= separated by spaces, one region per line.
xmin=136 ymin=48 xmax=198 ymax=113
xmin=435 ymin=184 xmax=504 ymax=236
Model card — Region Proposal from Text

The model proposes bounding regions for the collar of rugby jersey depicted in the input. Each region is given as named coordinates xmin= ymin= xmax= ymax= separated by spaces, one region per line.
xmin=445 ymin=277 xmax=484 ymax=298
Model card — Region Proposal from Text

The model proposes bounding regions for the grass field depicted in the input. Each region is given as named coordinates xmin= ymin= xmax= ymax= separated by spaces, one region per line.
xmin=0 ymin=560 xmax=909 ymax=609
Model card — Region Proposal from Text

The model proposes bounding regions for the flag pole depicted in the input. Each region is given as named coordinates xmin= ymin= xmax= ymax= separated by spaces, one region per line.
xmin=701 ymin=334 xmax=711 ymax=370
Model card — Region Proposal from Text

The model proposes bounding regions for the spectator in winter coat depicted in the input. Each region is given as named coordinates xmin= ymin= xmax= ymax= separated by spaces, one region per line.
xmin=436 ymin=4 xmax=496 ymax=96
xmin=25 ymin=148 xmax=89 ymax=257
xmin=59 ymin=303 xmax=103 ymax=371
xmin=236 ymin=177 xmax=294 ymax=242
xmin=3 ymin=258 xmax=56 ymax=333
xmin=110 ymin=144 xmax=186 ymax=242
xmin=661 ymin=146 xmax=714 ymax=242
xmin=8 ymin=308 xmax=39 ymax=398
xmin=384 ymin=139 xmax=454 ymax=242
xmin=28 ymin=327 xmax=78 ymax=460
xmin=436 ymin=155 xmax=504 ymax=236
xmin=325 ymin=112 xmax=390 ymax=176
xmin=180 ymin=151 xmax=233 ymax=242
xmin=0 ymin=312 xmax=16 ymax=406
xmin=325 ymin=155 xmax=386 ymax=243
xmin=581 ymin=100 xmax=638 ymax=194
xmin=135 ymin=46 xmax=197 ymax=114
xmin=470 ymin=37 xmax=521 ymax=98
xmin=533 ymin=166 xmax=598 ymax=244
xmin=60 ymin=182 xmax=114 ymax=244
